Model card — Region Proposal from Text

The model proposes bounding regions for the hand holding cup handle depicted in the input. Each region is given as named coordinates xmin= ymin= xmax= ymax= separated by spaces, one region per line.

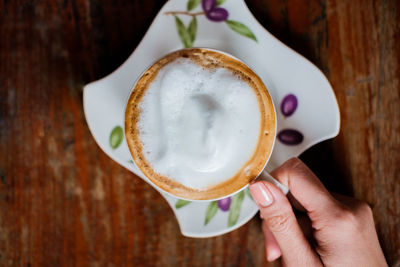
xmin=250 ymin=157 xmax=387 ymax=266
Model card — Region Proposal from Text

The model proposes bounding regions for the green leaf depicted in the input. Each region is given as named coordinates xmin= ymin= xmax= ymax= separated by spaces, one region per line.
xmin=187 ymin=0 xmax=201 ymax=11
xmin=175 ymin=199 xmax=191 ymax=209
xmin=205 ymin=201 xmax=218 ymax=225
xmin=246 ymin=187 xmax=253 ymax=201
xmin=225 ymin=20 xmax=257 ymax=42
xmin=216 ymin=0 xmax=226 ymax=6
xmin=228 ymin=190 xmax=245 ymax=227
xmin=188 ymin=17 xmax=197 ymax=43
xmin=109 ymin=126 xmax=123 ymax=149
xmin=175 ymin=16 xmax=192 ymax=48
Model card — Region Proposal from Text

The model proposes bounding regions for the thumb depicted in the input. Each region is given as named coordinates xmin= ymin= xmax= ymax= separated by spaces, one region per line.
xmin=250 ymin=181 xmax=322 ymax=266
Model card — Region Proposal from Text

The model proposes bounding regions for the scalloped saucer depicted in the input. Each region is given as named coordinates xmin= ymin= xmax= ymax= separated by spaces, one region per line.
xmin=83 ymin=0 xmax=340 ymax=238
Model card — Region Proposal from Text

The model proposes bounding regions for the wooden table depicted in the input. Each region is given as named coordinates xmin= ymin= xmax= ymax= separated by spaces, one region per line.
xmin=1 ymin=0 xmax=399 ymax=266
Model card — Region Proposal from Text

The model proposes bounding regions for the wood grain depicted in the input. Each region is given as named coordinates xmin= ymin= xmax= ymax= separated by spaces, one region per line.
xmin=0 ymin=0 xmax=399 ymax=266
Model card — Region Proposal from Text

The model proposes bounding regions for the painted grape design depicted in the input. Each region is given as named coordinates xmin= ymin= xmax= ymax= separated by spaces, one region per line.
xmin=202 ymin=0 xmax=229 ymax=22
xmin=165 ymin=0 xmax=257 ymax=49
xmin=278 ymin=94 xmax=304 ymax=145
xmin=217 ymin=197 xmax=231 ymax=211
xmin=203 ymin=190 xmax=247 ymax=227
xmin=176 ymin=187 xmax=253 ymax=227
xmin=278 ymin=129 xmax=304 ymax=145
xmin=280 ymin=94 xmax=298 ymax=117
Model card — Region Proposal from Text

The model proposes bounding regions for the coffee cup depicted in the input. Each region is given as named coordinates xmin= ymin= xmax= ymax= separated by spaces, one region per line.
xmin=125 ymin=48 xmax=286 ymax=201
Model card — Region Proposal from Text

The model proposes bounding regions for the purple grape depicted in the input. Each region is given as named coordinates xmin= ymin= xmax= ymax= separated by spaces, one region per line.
xmin=278 ymin=129 xmax=304 ymax=145
xmin=202 ymin=0 xmax=216 ymax=13
xmin=281 ymin=94 xmax=298 ymax=117
xmin=206 ymin=7 xmax=229 ymax=22
xmin=218 ymin=197 xmax=231 ymax=211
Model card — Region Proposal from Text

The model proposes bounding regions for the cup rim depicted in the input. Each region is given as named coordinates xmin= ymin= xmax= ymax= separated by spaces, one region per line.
xmin=124 ymin=47 xmax=277 ymax=202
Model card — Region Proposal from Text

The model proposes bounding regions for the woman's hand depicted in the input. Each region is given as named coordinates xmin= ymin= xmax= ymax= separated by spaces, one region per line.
xmin=249 ymin=158 xmax=387 ymax=266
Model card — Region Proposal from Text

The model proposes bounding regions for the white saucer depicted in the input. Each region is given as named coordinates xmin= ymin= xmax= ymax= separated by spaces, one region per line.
xmin=83 ymin=0 xmax=340 ymax=238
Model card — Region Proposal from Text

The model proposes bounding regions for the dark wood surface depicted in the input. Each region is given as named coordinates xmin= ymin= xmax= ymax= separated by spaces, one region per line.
xmin=0 ymin=0 xmax=399 ymax=266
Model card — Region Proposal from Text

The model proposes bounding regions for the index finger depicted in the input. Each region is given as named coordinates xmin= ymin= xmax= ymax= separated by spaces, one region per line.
xmin=270 ymin=158 xmax=342 ymax=226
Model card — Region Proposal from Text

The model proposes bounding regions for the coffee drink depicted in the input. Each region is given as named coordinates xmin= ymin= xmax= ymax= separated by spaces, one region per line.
xmin=125 ymin=48 xmax=275 ymax=200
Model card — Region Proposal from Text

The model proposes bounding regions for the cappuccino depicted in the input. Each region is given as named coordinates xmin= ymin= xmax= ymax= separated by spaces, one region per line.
xmin=125 ymin=49 xmax=275 ymax=200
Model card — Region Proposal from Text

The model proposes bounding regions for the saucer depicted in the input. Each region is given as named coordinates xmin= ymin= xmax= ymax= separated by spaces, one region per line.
xmin=83 ymin=0 xmax=340 ymax=238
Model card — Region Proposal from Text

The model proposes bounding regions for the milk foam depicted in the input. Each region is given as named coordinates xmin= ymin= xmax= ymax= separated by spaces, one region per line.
xmin=137 ymin=58 xmax=261 ymax=189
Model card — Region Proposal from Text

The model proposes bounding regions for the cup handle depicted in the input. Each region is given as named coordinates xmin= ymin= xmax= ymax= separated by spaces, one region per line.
xmin=257 ymin=170 xmax=290 ymax=195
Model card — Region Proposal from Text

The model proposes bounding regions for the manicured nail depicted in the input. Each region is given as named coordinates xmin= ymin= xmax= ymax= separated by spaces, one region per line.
xmin=267 ymin=247 xmax=281 ymax=262
xmin=250 ymin=182 xmax=273 ymax=207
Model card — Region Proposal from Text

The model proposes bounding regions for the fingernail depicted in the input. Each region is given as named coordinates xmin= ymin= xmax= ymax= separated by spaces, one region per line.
xmin=250 ymin=182 xmax=273 ymax=207
xmin=267 ymin=247 xmax=281 ymax=262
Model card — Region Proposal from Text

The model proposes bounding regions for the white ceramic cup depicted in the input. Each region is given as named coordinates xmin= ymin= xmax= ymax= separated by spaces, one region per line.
xmin=125 ymin=48 xmax=288 ymax=201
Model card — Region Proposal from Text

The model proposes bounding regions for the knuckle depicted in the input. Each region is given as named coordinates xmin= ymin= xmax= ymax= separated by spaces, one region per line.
xmin=353 ymin=201 xmax=374 ymax=230
xmin=285 ymin=157 xmax=303 ymax=168
xmin=335 ymin=200 xmax=374 ymax=223
xmin=342 ymin=209 xmax=357 ymax=225
xmin=266 ymin=212 xmax=292 ymax=233
xmin=332 ymin=206 xmax=358 ymax=229
xmin=273 ymin=157 xmax=304 ymax=182
xmin=329 ymin=203 xmax=375 ymax=237
xmin=356 ymin=201 xmax=373 ymax=218
xmin=284 ymin=157 xmax=310 ymax=178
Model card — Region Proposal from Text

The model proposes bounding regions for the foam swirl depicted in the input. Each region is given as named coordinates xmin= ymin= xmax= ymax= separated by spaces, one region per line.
xmin=137 ymin=58 xmax=260 ymax=189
